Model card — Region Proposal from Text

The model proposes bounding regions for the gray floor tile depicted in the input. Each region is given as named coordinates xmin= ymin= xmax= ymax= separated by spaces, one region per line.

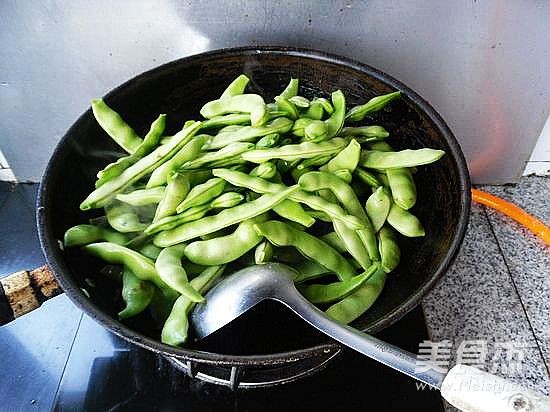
xmin=479 ymin=176 xmax=550 ymax=366
xmin=422 ymin=204 xmax=549 ymax=397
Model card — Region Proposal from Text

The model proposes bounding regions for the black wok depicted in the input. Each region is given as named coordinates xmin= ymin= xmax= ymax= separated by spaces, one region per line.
xmin=1 ymin=47 xmax=470 ymax=384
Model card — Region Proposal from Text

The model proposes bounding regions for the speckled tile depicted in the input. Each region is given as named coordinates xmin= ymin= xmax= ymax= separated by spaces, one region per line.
xmin=479 ymin=176 xmax=550 ymax=366
xmin=422 ymin=204 xmax=549 ymax=402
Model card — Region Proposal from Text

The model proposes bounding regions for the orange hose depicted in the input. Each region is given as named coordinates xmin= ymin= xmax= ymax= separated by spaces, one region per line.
xmin=471 ymin=188 xmax=550 ymax=246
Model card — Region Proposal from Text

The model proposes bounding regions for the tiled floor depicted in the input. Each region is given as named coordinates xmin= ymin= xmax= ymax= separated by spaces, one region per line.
xmin=423 ymin=176 xmax=550 ymax=407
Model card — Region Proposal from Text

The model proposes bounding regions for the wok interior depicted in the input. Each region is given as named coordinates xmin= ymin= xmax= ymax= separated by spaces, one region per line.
xmin=43 ymin=51 xmax=466 ymax=356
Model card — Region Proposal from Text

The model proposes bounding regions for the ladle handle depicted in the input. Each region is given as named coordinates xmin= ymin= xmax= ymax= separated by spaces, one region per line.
xmin=0 ymin=265 xmax=62 ymax=326
xmin=284 ymin=293 xmax=550 ymax=411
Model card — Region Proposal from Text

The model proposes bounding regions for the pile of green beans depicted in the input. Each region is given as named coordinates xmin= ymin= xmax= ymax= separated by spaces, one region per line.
xmin=64 ymin=75 xmax=445 ymax=346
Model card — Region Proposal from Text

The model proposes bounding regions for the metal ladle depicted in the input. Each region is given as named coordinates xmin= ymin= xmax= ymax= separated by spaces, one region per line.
xmin=191 ymin=263 xmax=549 ymax=412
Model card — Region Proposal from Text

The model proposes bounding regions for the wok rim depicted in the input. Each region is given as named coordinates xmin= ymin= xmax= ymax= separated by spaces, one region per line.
xmin=37 ymin=45 xmax=471 ymax=367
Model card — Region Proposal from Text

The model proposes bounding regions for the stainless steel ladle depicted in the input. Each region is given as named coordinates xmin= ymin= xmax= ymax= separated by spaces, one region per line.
xmin=191 ymin=263 xmax=549 ymax=412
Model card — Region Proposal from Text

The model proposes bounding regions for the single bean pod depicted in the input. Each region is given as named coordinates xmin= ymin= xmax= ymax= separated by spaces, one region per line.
xmin=289 ymin=96 xmax=310 ymax=108
xmin=210 ymin=192 xmax=244 ymax=209
xmin=360 ymin=148 xmax=445 ymax=169
xmin=161 ymin=265 xmax=225 ymax=346
xmin=116 ymin=187 xmax=166 ymax=206
xmin=378 ymin=226 xmax=400 ymax=273
xmin=137 ymin=243 xmax=162 ymax=260
xmin=345 ymin=91 xmax=401 ymax=122
xmin=299 ymin=263 xmax=379 ymax=304
xmin=242 ymin=138 xmax=349 ymax=164
xmin=274 ymin=96 xmax=299 ymax=119
xmin=200 ymin=113 xmax=251 ymax=129
xmin=325 ymin=268 xmax=386 ymax=324
xmin=354 ymin=168 xmax=382 ymax=188
xmin=204 ymin=117 xmax=293 ymax=150
xmin=250 ymin=161 xmax=277 ymax=179
xmin=339 ymin=126 xmax=389 ymax=140
xmin=294 ymin=260 xmax=333 ymax=283
xmin=315 ymin=97 xmax=334 ymax=115
xmin=175 ymin=178 xmax=226 ymax=213
xmin=91 ymin=99 xmax=143 ymax=154
xmin=155 ymin=245 xmax=204 ymax=302
xmin=183 ymin=142 xmax=255 ymax=169
xmin=387 ymin=167 xmax=417 ymax=210
xmin=325 ymin=90 xmax=346 ymax=138
xmin=80 ymin=121 xmax=202 ymax=210
xmin=320 ymin=231 xmax=347 ymax=252
xmin=303 ymin=100 xmax=324 ymax=120
xmin=105 ymin=201 xmax=148 ymax=233
xmin=96 ymin=114 xmax=166 ymax=187
xmin=254 ymin=240 xmax=273 ymax=264
xmin=154 ymin=186 xmax=298 ymax=246
xmin=255 ymin=133 xmax=280 ymax=149
xmin=219 ymin=74 xmax=250 ymax=99
xmin=153 ymin=173 xmax=190 ymax=222
xmin=304 ymin=120 xmax=328 ymax=142
xmin=365 ymin=186 xmax=392 ymax=232
xmin=333 ymin=169 xmax=353 ymax=184
xmin=64 ymin=224 xmax=129 ymax=247
xmin=146 ymin=134 xmax=208 ymax=188
xmin=307 ymin=210 xmax=332 ymax=223
xmin=254 ymin=220 xmax=356 ymax=281
xmin=325 ymin=139 xmax=361 ymax=173
xmin=118 ymin=267 xmax=155 ymax=320
xmin=297 ymin=154 xmax=333 ymax=170
xmin=82 ymin=242 xmax=177 ymax=299
xmin=272 ymin=199 xmax=316 ymax=228
xmin=200 ymin=94 xmax=269 ymax=127
xmin=278 ymin=78 xmax=299 ymax=99
xmin=387 ymin=202 xmax=425 ymax=237
xmin=184 ymin=215 xmax=267 ymax=265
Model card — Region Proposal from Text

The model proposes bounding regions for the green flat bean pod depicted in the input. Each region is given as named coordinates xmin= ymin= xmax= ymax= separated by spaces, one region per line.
xmin=365 ymin=186 xmax=392 ymax=232
xmin=339 ymin=125 xmax=389 ymax=140
xmin=360 ymin=148 xmax=445 ymax=169
xmin=299 ymin=263 xmax=379 ymax=304
xmin=345 ymin=91 xmax=401 ymax=122
xmin=91 ymin=99 xmax=143 ymax=154
xmin=278 ymin=78 xmax=299 ymax=99
xmin=183 ymin=142 xmax=255 ymax=169
xmin=325 ymin=268 xmax=386 ymax=324
xmin=354 ymin=168 xmax=382 ymax=188
xmin=219 ymin=74 xmax=250 ymax=99
xmin=242 ymin=138 xmax=348 ymax=164
xmin=324 ymin=139 xmax=361 ymax=173
xmin=154 ymin=173 xmax=190 ymax=222
xmin=155 ymin=245 xmax=204 ymax=302
xmin=254 ymin=240 xmax=273 ymax=264
xmin=176 ymin=178 xmax=226 ymax=213
xmin=118 ymin=267 xmax=155 ymax=320
xmin=200 ymin=94 xmax=269 ymax=127
xmin=387 ymin=167 xmax=417 ymax=210
xmin=116 ymin=187 xmax=166 ymax=206
xmin=64 ymin=224 xmax=129 ymax=247
xmin=184 ymin=215 xmax=267 ymax=265
xmin=378 ymin=226 xmax=401 ymax=273
xmin=254 ymin=220 xmax=356 ymax=281
xmin=200 ymin=113 xmax=251 ymax=129
xmin=387 ymin=202 xmax=425 ymax=237
xmin=105 ymin=200 xmax=148 ymax=233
